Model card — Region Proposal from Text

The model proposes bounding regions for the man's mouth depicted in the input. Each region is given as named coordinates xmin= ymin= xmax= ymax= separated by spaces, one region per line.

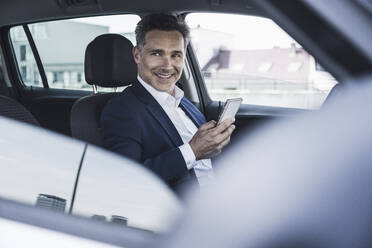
xmin=154 ymin=72 xmax=173 ymax=79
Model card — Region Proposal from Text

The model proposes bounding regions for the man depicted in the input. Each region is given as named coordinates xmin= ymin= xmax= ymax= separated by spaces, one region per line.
xmin=101 ymin=14 xmax=235 ymax=194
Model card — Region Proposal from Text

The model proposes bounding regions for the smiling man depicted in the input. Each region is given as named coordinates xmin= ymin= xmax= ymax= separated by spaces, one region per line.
xmin=101 ymin=14 xmax=235 ymax=195
xmin=134 ymin=29 xmax=184 ymax=95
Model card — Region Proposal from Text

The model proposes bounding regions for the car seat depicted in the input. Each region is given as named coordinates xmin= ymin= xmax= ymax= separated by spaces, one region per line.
xmin=70 ymin=34 xmax=137 ymax=146
xmin=0 ymin=67 xmax=40 ymax=126
xmin=0 ymin=95 xmax=40 ymax=126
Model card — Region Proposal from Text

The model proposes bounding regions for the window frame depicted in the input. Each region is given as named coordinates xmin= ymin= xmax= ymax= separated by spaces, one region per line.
xmin=184 ymin=12 xmax=337 ymax=110
xmin=180 ymin=13 xmax=213 ymax=113
xmin=22 ymin=24 xmax=49 ymax=88
xmin=7 ymin=14 xmax=141 ymax=92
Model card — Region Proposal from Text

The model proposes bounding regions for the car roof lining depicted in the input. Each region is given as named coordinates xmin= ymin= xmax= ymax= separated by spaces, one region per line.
xmin=0 ymin=0 xmax=266 ymax=27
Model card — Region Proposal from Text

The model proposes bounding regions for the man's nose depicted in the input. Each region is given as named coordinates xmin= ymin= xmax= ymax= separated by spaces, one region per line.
xmin=161 ymin=56 xmax=172 ymax=68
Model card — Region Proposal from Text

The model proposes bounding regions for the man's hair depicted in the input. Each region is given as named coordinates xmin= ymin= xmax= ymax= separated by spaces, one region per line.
xmin=135 ymin=13 xmax=190 ymax=50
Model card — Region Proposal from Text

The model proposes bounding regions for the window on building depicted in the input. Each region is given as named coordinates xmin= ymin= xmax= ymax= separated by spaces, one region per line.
xmin=20 ymin=45 xmax=26 ymax=61
xmin=20 ymin=66 xmax=27 ymax=80
xmin=33 ymin=69 xmax=41 ymax=86
xmin=52 ymin=72 xmax=64 ymax=83
xmin=288 ymin=62 xmax=303 ymax=72
xmin=77 ymin=72 xmax=82 ymax=82
xmin=258 ymin=62 xmax=273 ymax=72
xmin=186 ymin=13 xmax=338 ymax=109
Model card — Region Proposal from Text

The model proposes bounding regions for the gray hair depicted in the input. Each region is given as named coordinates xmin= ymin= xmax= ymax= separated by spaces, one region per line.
xmin=135 ymin=13 xmax=190 ymax=50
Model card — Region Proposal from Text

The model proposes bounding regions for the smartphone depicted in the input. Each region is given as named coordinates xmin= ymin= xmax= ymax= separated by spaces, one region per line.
xmin=217 ymin=98 xmax=242 ymax=125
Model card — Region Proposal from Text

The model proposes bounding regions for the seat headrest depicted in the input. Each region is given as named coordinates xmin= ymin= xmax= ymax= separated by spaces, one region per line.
xmin=85 ymin=34 xmax=137 ymax=87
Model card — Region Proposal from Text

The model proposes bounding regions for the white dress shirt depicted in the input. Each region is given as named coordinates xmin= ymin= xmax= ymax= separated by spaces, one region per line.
xmin=138 ymin=76 xmax=214 ymax=186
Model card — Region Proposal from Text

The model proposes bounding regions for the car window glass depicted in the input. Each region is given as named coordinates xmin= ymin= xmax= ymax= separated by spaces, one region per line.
xmin=10 ymin=26 xmax=42 ymax=87
xmin=0 ymin=118 xmax=85 ymax=213
xmin=186 ymin=13 xmax=338 ymax=109
xmin=10 ymin=15 xmax=140 ymax=92
xmin=0 ymin=117 xmax=182 ymax=234
xmin=73 ymin=145 xmax=183 ymax=234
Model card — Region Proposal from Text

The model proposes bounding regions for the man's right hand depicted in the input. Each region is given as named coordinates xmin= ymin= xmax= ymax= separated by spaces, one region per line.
xmin=189 ymin=118 xmax=235 ymax=160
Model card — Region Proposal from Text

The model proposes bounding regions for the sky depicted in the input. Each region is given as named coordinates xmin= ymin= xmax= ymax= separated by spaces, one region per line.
xmin=73 ymin=13 xmax=300 ymax=50
xmin=186 ymin=13 xmax=300 ymax=50
xmin=73 ymin=14 xmax=140 ymax=33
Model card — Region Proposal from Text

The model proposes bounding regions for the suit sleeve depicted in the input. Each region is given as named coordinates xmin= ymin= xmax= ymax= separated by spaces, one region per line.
xmin=101 ymin=104 xmax=189 ymax=182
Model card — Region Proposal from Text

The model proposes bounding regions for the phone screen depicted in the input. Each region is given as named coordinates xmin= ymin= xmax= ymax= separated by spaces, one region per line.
xmin=217 ymin=98 xmax=242 ymax=125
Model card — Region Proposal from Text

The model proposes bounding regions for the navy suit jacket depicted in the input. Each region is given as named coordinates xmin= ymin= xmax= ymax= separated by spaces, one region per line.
xmin=101 ymin=81 xmax=207 ymax=193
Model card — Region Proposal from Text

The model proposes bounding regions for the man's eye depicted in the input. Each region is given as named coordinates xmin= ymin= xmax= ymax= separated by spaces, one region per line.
xmin=151 ymin=52 xmax=160 ymax=56
xmin=172 ymin=53 xmax=182 ymax=58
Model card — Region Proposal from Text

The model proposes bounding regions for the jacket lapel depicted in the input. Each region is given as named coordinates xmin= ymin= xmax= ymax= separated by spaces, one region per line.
xmin=131 ymin=81 xmax=184 ymax=147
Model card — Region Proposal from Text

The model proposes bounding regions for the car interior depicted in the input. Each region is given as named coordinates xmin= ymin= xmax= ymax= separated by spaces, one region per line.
xmin=0 ymin=0 xmax=371 ymax=141
xmin=0 ymin=0 xmax=372 ymax=246
xmin=0 ymin=0 xmax=342 ymax=148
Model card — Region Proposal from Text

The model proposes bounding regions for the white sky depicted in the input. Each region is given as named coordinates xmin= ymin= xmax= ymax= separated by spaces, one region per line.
xmin=186 ymin=13 xmax=300 ymax=50
xmin=73 ymin=14 xmax=140 ymax=33
xmin=73 ymin=13 xmax=300 ymax=50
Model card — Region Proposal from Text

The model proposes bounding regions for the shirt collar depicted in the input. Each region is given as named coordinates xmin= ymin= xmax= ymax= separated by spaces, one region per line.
xmin=137 ymin=75 xmax=184 ymax=107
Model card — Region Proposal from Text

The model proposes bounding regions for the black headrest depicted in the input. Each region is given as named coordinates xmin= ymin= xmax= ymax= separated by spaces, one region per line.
xmin=85 ymin=34 xmax=137 ymax=87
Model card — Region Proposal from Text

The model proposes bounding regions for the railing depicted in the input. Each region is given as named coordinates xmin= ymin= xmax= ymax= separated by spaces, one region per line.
xmin=201 ymin=71 xmax=336 ymax=109
xmin=202 ymin=71 xmax=317 ymax=91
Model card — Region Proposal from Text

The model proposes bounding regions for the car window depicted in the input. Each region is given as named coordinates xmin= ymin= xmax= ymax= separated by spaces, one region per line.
xmin=186 ymin=13 xmax=338 ymax=109
xmin=73 ymin=145 xmax=183 ymax=234
xmin=10 ymin=14 xmax=140 ymax=92
xmin=0 ymin=117 xmax=182 ymax=234
xmin=0 ymin=117 xmax=85 ymax=213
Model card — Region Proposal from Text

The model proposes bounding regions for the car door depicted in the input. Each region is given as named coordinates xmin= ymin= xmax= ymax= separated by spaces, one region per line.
xmin=0 ymin=117 xmax=166 ymax=247
xmin=0 ymin=197 xmax=152 ymax=248
xmin=0 ymin=115 xmax=183 ymax=236
xmin=0 ymin=116 xmax=84 ymax=212
xmin=72 ymin=144 xmax=183 ymax=234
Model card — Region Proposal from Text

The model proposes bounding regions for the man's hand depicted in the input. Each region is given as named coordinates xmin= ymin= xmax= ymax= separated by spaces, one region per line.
xmin=189 ymin=118 xmax=235 ymax=160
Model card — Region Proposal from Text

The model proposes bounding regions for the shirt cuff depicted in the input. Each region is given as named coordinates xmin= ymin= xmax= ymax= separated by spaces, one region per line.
xmin=179 ymin=143 xmax=196 ymax=170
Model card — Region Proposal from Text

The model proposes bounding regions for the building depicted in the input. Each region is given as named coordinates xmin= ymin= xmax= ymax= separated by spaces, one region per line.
xmin=199 ymin=44 xmax=337 ymax=109
xmin=202 ymin=44 xmax=336 ymax=90
xmin=10 ymin=21 xmax=109 ymax=89
xmin=35 ymin=194 xmax=66 ymax=212
xmin=190 ymin=25 xmax=234 ymax=68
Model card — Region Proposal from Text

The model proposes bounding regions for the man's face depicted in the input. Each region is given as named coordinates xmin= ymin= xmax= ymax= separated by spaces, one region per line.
xmin=133 ymin=30 xmax=185 ymax=95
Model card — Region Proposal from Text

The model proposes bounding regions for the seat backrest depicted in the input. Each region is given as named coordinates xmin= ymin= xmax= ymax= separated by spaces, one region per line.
xmin=0 ymin=95 xmax=40 ymax=126
xmin=71 ymin=93 xmax=116 ymax=146
xmin=71 ymin=34 xmax=137 ymax=146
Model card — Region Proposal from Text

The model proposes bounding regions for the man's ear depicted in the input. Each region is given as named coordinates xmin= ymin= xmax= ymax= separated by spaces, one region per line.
xmin=133 ymin=46 xmax=140 ymax=64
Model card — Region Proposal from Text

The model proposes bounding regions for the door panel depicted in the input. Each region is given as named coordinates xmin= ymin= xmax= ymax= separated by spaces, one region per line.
xmin=205 ymin=100 xmax=308 ymax=159
xmin=19 ymin=87 xmax=91 ymax=136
